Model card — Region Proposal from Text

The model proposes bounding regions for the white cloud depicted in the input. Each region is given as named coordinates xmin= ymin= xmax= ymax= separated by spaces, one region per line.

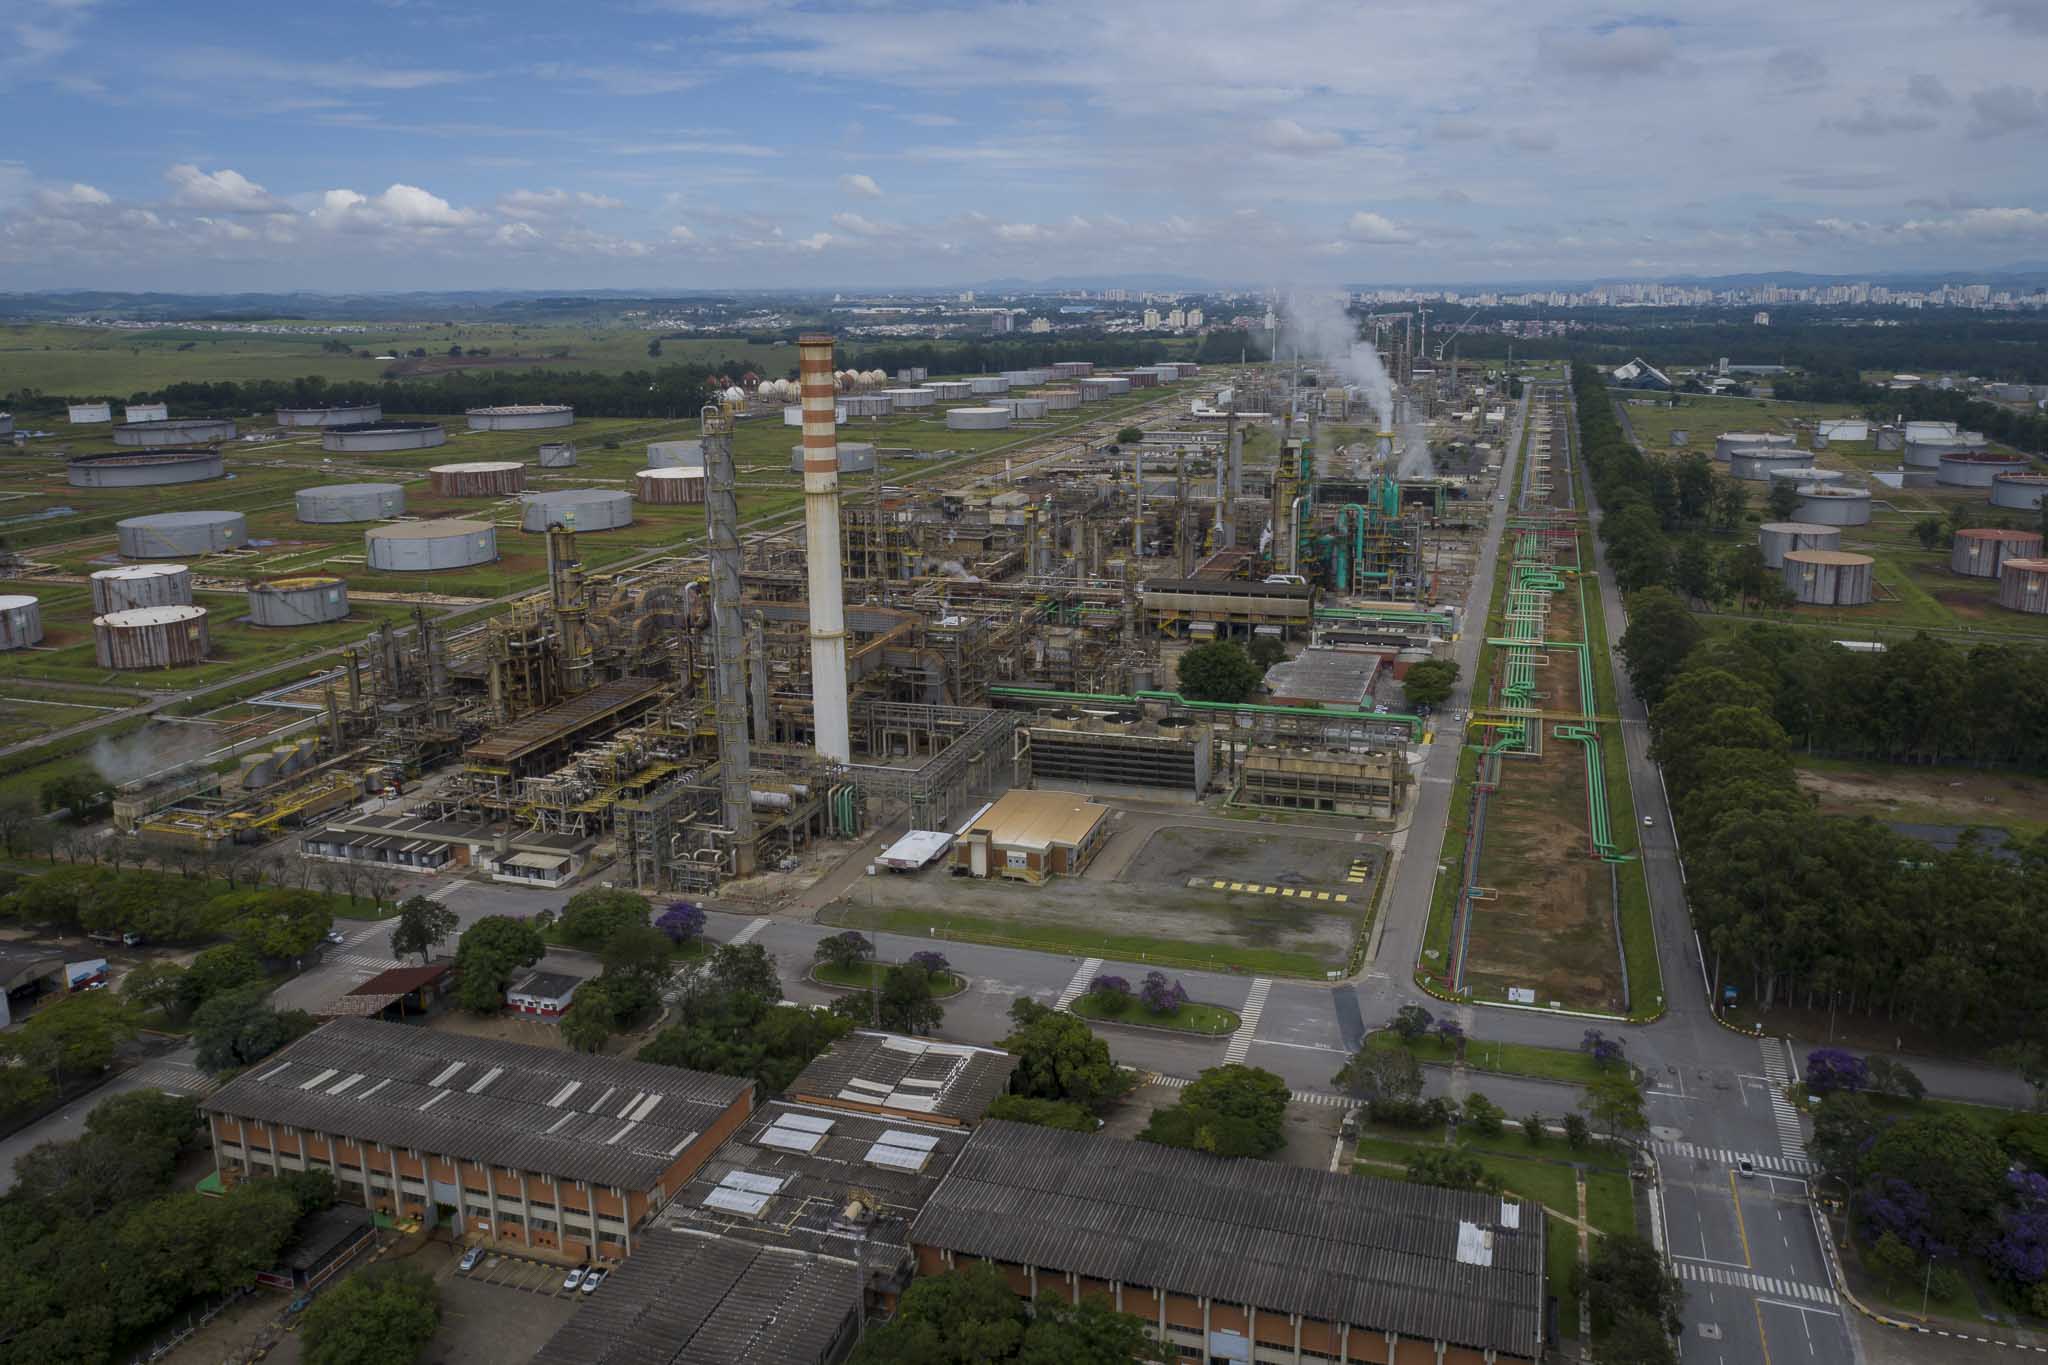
xmin=1346 ymin=211 xmax=1414 ymax=244
xmin=1257 ymin=118 xmax=1342 ymax=153
xmin=165 ymin=164 xmax=283 ymax=214
xmin=312 ymin=183 xmax=479 ymax=230
xmin=667 ymin=224 xmax=696 ymax=240
xmin=34 ymin=181 xmax=111 ymax=213
xmin=904 ymin=112 xmax=959 ymax=127
xmin=496 ymin=188 xmax=625 ymax=219
xmin=1504 ymin=127 xmax=1556 ymax=152
xmin=1968 ymin=85 xmax=2046 ymax=138
xmin=839 ymin=172 xmax=882 ymax=198
xmin=794 ymin=232 xmax=833 ymax=250
xmin=830 ymin=211 xmax=893 ymax=236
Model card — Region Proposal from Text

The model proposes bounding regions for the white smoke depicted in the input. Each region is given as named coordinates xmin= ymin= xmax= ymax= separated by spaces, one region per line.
xmin=1398 ymin=420 xmax=1432 ymax=478
xmin=1278 ymin=289 xmax=1392 ymax=432
xmin=88 ymin=723 xmax=221 ymax=786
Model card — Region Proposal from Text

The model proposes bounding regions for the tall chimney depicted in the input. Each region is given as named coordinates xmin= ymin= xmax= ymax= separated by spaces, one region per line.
xmin=798 ymin=333 xmax=852 ymax=763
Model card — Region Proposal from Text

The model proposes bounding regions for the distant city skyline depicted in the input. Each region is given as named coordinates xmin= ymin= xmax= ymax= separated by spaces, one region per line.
xmin=3 ymin=0 xmax=2046 ymax=291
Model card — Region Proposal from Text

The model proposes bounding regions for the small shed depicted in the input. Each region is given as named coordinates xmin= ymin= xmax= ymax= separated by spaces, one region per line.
xmin=506 ymin=969 xmax=583 ymax=1017
xmin=345 ymin=961 xmax=456 ymax=1016
xmin=950 ymin=789 xmax=1110 ymax=884
xmin=256 ymin=1205 xmax=377 ymax=1292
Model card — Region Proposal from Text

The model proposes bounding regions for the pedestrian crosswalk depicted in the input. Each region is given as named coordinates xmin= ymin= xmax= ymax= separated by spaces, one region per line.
xmin=1222 ymin=978 xmax=1271 ymax=1065
xmin=1153 ymin=1073 xmax=1350 ymax=1109
xmin=129 ymin=1060 xmax=221 ymax=1097
xmin=1651 ymin=1141 xmax=1815 ymax=1175
xmin=1192 ymin=878 xmax=1351 ymax=904
xmin=1758 ymin=1039 xmax=1810 ymax=1160
xmin=328 ymin=951 xmax=407 ymax=974
xmin=1055 ymin=958 xmax=1103 ymax=1010
xmin=1674 ymin=1259 xmax=1836 ymax=1305
xmin=726 ymin=917 xmax=769 ymax=947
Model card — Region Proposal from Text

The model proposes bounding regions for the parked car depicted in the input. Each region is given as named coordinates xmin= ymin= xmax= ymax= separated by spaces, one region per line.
xmin=1737 ymin=1158 xmax=1755 ymax=1179
xmin=581 ymin=1269 xmax=606 ymax=1295
xmin=459 ymin=1246 xmax=483 ymax=1273
xmin=325 ymin=929 xmax=347 ymax=945
xmin=562 ymin=1266 xmax=586 ymax=1292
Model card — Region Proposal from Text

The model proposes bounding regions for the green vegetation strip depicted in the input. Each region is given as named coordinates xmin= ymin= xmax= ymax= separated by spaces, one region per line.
xmin=1069 ymin=993 xmax=1239 ymax=1036
xmin=827 ymin=906 xmax=1334 ymax=979
xmin=1384 ymin=1030 xmax=1618 ymax=1086
xmin=811 ymin=960 xmax=966 ymax=997
xmin=1547 ymin=1213 xmax=1583 ymax=1340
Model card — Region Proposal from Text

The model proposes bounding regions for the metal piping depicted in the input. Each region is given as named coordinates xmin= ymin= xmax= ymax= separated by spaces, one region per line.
xmin=799 ymin=333 xmax=853 ymax=764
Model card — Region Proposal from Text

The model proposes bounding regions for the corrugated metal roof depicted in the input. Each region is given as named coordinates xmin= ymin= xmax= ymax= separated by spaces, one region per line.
xmin=786 ymin=1031 xmax=1017 ymax=1125
xmin=960 ymin=788 xmax=1108 ymax=852
xmin=909 ymin=1121 xmax=1544 ymax=1360
xmin=202 ymin=1018 xmax=750 ymax=1190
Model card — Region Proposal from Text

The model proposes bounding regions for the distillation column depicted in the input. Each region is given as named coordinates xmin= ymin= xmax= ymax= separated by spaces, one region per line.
xmin=798 ymin=333 xmax=853 ymax=764
xmin=703 ymin=402 xmax=756 ymax=874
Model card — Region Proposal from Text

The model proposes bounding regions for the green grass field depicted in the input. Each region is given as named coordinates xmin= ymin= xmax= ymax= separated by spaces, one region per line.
xmin=811 ymin=960 xmax=967 ymax=996
xmin=1384 ymin=1029 xmax=1621 ymax=1086
xmin=828 ymin=905 xmax=1331 ymax=978
xmin=1070 ymin=991 xmax=1239 ymax=1035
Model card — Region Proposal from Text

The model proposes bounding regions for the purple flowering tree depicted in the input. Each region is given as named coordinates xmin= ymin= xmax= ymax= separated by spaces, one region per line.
xmin=1860 ymin=1178 xmax=1953 ymax=1260
xmin=1089 ymin=974 xmax=1133 ymax=1014
xmin=1139 ymin=970 xmax=1189 ymax=1016
xmin=909 ymin=950 xmax=951 ymax=978
xmin=1989 ymin=1171 xmax=2048 ymax=1289
xmin=655 ymin=901 xmax=706 ymax=945
xmin=1435 ymin=1018 xmax=1466 ymax=1059
xmin=1581 ymin=1028 xmax=1626 ymax=1068
xmin=1806 ymin=1048 xmax=1870 ymax=1097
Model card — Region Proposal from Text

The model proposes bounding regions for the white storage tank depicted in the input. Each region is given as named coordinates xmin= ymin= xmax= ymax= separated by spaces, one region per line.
xmin=1727 ymin=448 xmax=1813 ymax=481
xmin=0 ymin=595 xmax=43 ymax=651
xmin=783 ymin=403 xmax=846 ymax=426
xmin=895 ymin=366 xmax=928 ymax=383
xmin=787 ymin=442 xmax=878 ymax=474
xmin=1875 ymin=426 xmax=1904 ymax=452
xmin=1997 ymin=558 xmax=2048 ymax=615
xmin=322 ymin=421 xmax=447 ymax=453
xmin=68 ymin=449 xmax=223 ymax=487
xmin=296 ymin=482 xmax=405 ymax=523
xmin=1001 ymin=397 xmax=1049 ymax=421
xmin=1951 ymin=528 xmax=2044 ymax=578
xmin=1793 ymin=485 xmax=1872 ymax=526
xmin=1077 ymin=378 xmax=1118 ymax=402
xmin=1001 ymin=368 xmax=1052 ymax=386
xmin=0 ymin=413 xmax=11 ymax=437
xmin=1937 ymin=452 xmax=2030 ymax=488
xmin=277 ymin=403 xmax=382 ymax=427
xmin=249 ymin=576 xmax=350 ymax=627
xmin=466 ymin=404 xmax=573 ymax=431
xmin=429 ymin=461 xmax=526 ymax=496
xmin=365 ymin=519 xmax=499 ymax=571
xmin=117 ymin=510 xmax=247 ymax=558
xmin=1783 ymin=550 xmax=1874 ymax=606
xmin=122 ymin=402 xmax=168 ymax=423
xmin=1033 ymin=387 xmax=1081 ymax=411
xmin=946 ymin=406 xmax=1013 ymax=431
xmin=1758 ymin=521 xmax=1842 ymax=569
xmin=1817 ymin=418 xmax=1869 ymax=442
xmin=1051 ymin=361 xmax=1094 ymax=378
xmin=882 ymin=387 xmax=934 ymax=410
xmin=842 ymin=394 xmax=895 ymax=418
xmin=1714 ymin=431 xmax=1796 ymax=461
xmin=92 ymin=564 xmax=193 ymax=613
xmin=537 ymin=442 xmax=578 ymax=468
xmin=926 ymin=381 xmax=972 ymax=401
xmin=112 ymin=417 xmax=236 ymax=447
xmin=1905 ymin=433 xmax=1986 ymax=468
xmin=1905 ymin=420 xmax=1959 ymax=445
xmin=520 ymin=489 xmax=633 ymax=533
xmin=1768 ymin=466 xmax=1845 ymax=487
xmin=1991 ymin=472 xmax=2048 ymax=510
xmin=968 ymin=376 xmax=1010 ymax=396
xmin=94 ymin=604 xmax=210 ymax=669
xmin=648 ymin=440 xmax=705 ymax=469
xmin=67 ymin=402 xmax=111 ymax=424
xmin=635 ymin=467 xmax=706 ymax=505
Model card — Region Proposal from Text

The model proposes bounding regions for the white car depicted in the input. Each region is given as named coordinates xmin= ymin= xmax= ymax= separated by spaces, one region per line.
xmin=1642 ymin=816 xmax=1654 ymax=827
xmin=562 ymin=1266 xmax=586 ymax=1292
xmin=325 ymin=929 xmax=347 ymax=945
xmin=581 ymin=1269 xmax=606 ymax=1295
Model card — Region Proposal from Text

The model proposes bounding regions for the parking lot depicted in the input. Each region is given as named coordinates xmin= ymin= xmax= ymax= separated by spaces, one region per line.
xmin=458 ymin=1248 xmax=601 ymax=1299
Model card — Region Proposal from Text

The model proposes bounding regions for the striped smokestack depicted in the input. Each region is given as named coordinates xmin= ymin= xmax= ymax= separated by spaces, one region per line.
xmin=798 ymin=333 xmax=851 ymax=763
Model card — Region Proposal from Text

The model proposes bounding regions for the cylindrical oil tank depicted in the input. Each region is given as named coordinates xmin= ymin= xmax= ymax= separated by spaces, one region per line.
xmin=249 ymin=577 xmax=350 ymax=627
xmin=466 ymin=404 xmax=573 ymax=431
xmin=1001 ymin=397 xmax=1049 ymax=421
xmin=92 ymin=564 xmax=192 ymax=613
xmin=1950 ymin=528 xmax=2044 ymax=578
xmin=1033 ymin=387 xmax=1081 ymax=411
xmin=94 ymin=605 xmax=209 ymax=669
xmin=1794 ymin=485 xmax=1872 ymax=526
xmin=926 ymin=381 xmax=972 ymax=401
xmin=1997 ymin=558 xmax=2048 ymax=614
xmin=1818 ymin=419 xmax=1869 ymax=442
xmin=1101 ymin=376 xmax=1132 ymax=395
xmin=0 ymin=413 xmax=12 ymax=437
xmin=1905 ymin=433 xmax=1986 ymax=467
xmin=1077 ymin=378 xmax=1118 ymax=402
xmin=276 ymin=403 xmax=382 ymax=427
xmin=1783 ymin=550 xmax=1874 ymax=606
xmin=537 ymin=442 xmax=578 ymax=468
xmin=1768 ymin=466 xmax=1845 ymax=487
xmin=783 ymin=403 xmax=846 ymax=426
xmin=1991 ymin=472 xmax=2048 ymax=510
xmin=1175 ymin=362 xmax=1199 ymax=378
xmin=1938 ymin=452 xmax=2030 ymax=488
xmin=123 ymin=403 xmax=168 ymax=423
xmin=635 ymin=467 xmax=706 ymax=505
xmin=967 ymin=376 xmax=1010 ymax=396
xmin=68 ymin=402 xmax=111 ymax=424
xmin=0 ymin=595 xmax=43 ymax=650
xmin=1905 ymin=420 xmax=1959 ymax=445
xmin=787 ymin=442 xmax=878 ymax=474
xmin=117 ymin=510 xmax=247 ymax=558
xmin=67 ymin=449 xmax=223 ymax=487
xmin=882 ymin=387 xmax=934 ymax=410
xmin=1727 ymin=448 xmax=1813 ymax=481
xmin=1758 ymin=522 xmax=1842 ymax=569
xmin=895 ymin=367 xmax=929 ymax=383
xmin=648 ymin=440 xmax=704 ymax=469
xmin=1052 ymin=361 xmax=1094 ymax=378
xmin=842 ymin=394 xmax=895 ymax=418
xmin=1875 ymin=426 xmax=1904 ymax=451
xmin=946 ymin=406 xmax=1013 ymax=431
xmin=520 ymin=488 xmax=633 ymax=533
xmin=112 ymin=417 xmax=235 ymax=447
xmin=295 ymin=482 xmax=405 ymax=523
xmin=365 ymin=519 xmax=498 ymax=571
xmin=1003 ymin=368 xmax=1052 ymax=386
xmin=1119 ymin=370 xmax=1159 ymax=389
xmin=429 ymin=461 xmax=526 ymax=496
xmin=1714 ymin=431 xmax=1796 ymax=462
xmin=322 ymin=421 xmax=447 ymax=453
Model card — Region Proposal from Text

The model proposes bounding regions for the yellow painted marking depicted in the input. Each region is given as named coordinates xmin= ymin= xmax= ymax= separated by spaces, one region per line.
xmin=1211 ymin=880 xmax=1227 ymax=889
xmin=1282 ymin=888 xmax=1298 ymax=898
xmin=1753 ymin=1299 xmax=1771 ymax=1365
xmin=1730 ymin=1169 xmax=1752 ymax=1267
xmin=1316 ymin=892 xmax=1331 ymax=901
xmin=1228 ymin=882 xmax=1244 ymax=891
xmin=1334 ymin=894 xmax=1349 ymax=903
xmin=1262 ymin=886 xmax=1279 ymax=895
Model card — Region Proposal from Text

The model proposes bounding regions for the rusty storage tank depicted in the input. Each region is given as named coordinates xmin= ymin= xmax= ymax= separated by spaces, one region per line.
xmin=249 ymin=576 xmax=350 ymax=627
xmin=466 ymin=403 xmax=573 ymax=431
xmin=1758 ymin=522 xmax=1842 ymax=569
xmin=67 ymin=449 xmax=223 ymax=487
xmin=112 ymin=416 xmax=235 ymax=447
xmin=429 ymin=461 xmax=526 ymax=496
xmin=842 ymin=394 xmax=895 ymax=418
xmin=1905 ymin=433 xmax=1987 ymax=469
xmin=1714 ymin=431 xmax=1796 ymax=461
xmin=1793 ymin=484 xmax=1872 ymax=526
xmin=537 ymin=442 xmax=578 ymax=468
xmin=882 ymin=387 xmax=934 ymax=411
xmin=1119 ymin=370 xmax=1160 ymax=389
xmin=635 ymin=467 xmax=706 ymax=505
xmin=1727 ymin=448 xmax=1813 ymax=482
xmin=322 ymin=420 xmax=446 ymax=453
xmin=520 ymin=488 xmax=633 ymax=533
xmin=295 ymin=482 xmax=405 ymax=523
xmin=1077 ymin=378 xmax=1119 ymax=402
xmin=1951 ymin=528 xmax=2044 ymax=578
xmin=1938 ymin=451 xmax=2031 ymax=488
xmin=1033 ymin=387 xmax=1081 ymax=411
xmin=94 ymin=604 xmax=210 ymax=669
xmin=116 ymin=510 xmax=247 ymax=557
xmin=91 ymin=563 xmax=193 ymax=613
xmin=926 ymin=381 xmax=972 ymax=401
xmin=1991 ymin=471 xmax=2048 ymax=511
xmin=1783 ymin=550 xmax=1875 ymax=606
xmin=0 ymin=595 xmax=43 ymax=650
xmin=1997 ymin=558 xmax=2048 ymax=614
xmin=276 ymin=402 xmax=382 ymax=427
xmin=946 ymin=406 xmax=1013 ymax=431
xmin=967 ymin=375 xmax=1011 ymax=396
xmin=1051 ymin=361 xmax=1094 ymax=378
xmin=786 ymin=442 xmax=878 ymax=473
xmin=365 ymin=519 xmax=498 ymax=571
xmin=1001 ymin=397 xmax=1049 ymax=421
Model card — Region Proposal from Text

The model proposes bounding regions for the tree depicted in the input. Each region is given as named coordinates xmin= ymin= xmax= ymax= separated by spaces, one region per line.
xmin=986 ymin=1095 xmax=1097 ymax=1132
xmin=1521 ymin=1111 xmax=1546 ymax=1146
xmin=300 ymin=1263 xmax=441 ymax=1365
xmin=1401 ymin=659 xmax=1461 ymax=708
xmin=646 ymin=338 xmax=663 ymax=360
xmin=875 ymin=962 xmax=945 ymax=1035
xmin=640 ymin=992 xmax=850 ymax=1093
xmin=1806 ymin=1048 xmax=1870 ymax=1098
xmin=452 ymin=915 xmax=545 ymax=1012
xmin=910 ymin=949 xmax=950 ymax=978
xmin=561 ymin=974 xmax=655 ymax=1054
xmin=1865 ymin=1230 xmax=1919 ymax=1292
xmin=1115 ymin=426 xmax=1144 ymax=445
xmin=601 ymin=923 xmax=677 ymax=986
xmin=120 ymin=959 xmax=188 ymax=1018
xmin=390 ymin=895 xmax=458 ymax=964
xmin=85 ymin=1090 xmax=198 ymax=1152
xmin=1141 ymin=1064 xmax=1288 ymax=1158
xmin=556 ymin=888 xmax=649 ymax=949
xmin=1462 ymin=1092 xmax=1505 ymax=1137
xmin=217 ymin=890 xmax=333 ymax=961
xmin=1672 ymin=535 xmax=1717 ymax=603
xmin=815 ymin=930 xmax=875 ymax=973
xmin=1913 ymin=515 xmax=1945 ymax=550
xmin=1767 ymin=479 xmax=1803 ymax=522
xmin=1137 ymin=970 xmax=1188 ymax=1016
xmin=1391 ymin=1004 xmax=1433 ymax=1039
xmin=8 ymin=989 xmax=136 ymax=1087
xmin=1404 ymin=1148 xmax=1502 ymax=1194
xmin=38 ymin=770 xmax=110 ymax=822
xmin=1864 ymin=1113 xmax=2008 ymax=1256
xmin=1583 ymin=1070 xmax=1648 ymax=1143
xmin=1019 ymin=1295 xmax=1169 ymax=1365
xmin=849 ymin=1262 xmax=1027 ymax=1365
xmin=1247 ymin=635 xmax=1286 ymax=669
xmin=1176 ymin=641 xmax=1262 ymax=702
xmin=192 ymin=984 xmax=314 ymax=1072
xmin=1580 ymin=1233 xmax=1685 ymax=1336
xmin=1581 ymin=1028 xmax=1626 ymax=1068
xmin=177 ymin=942 xmax=265 ymax=1016
xmin=1003 ymin=999 xmax=1127 ymax=1110
xmin=1618 ymin=588 xmax=1703 ymax=707
xmin=1601 ymin=1310 xmax=1679 ymax=1365
xmin=655 ymin=900 xmax=706 ymax=945
xmin=1086 ymin=974 xmax=1132 ymax=1013
xmin=1331 ymin=1036 xmax=1424 ymax=1105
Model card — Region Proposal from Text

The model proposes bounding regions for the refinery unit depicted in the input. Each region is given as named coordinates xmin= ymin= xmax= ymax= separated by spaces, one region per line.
xmin=74 ymin=335 xmax=1513 ymax=894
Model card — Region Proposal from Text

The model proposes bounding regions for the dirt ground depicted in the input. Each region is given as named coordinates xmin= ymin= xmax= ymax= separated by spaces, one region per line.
xmin=1122 ymin=825 xmax=1367 ymax=890
xmin=1795 ymin=760 xmax=2048 ymax=836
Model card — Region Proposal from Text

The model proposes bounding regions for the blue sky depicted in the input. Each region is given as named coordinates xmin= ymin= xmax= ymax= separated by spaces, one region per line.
xmin=3 ymin=0 xmax=2047 ymax=291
